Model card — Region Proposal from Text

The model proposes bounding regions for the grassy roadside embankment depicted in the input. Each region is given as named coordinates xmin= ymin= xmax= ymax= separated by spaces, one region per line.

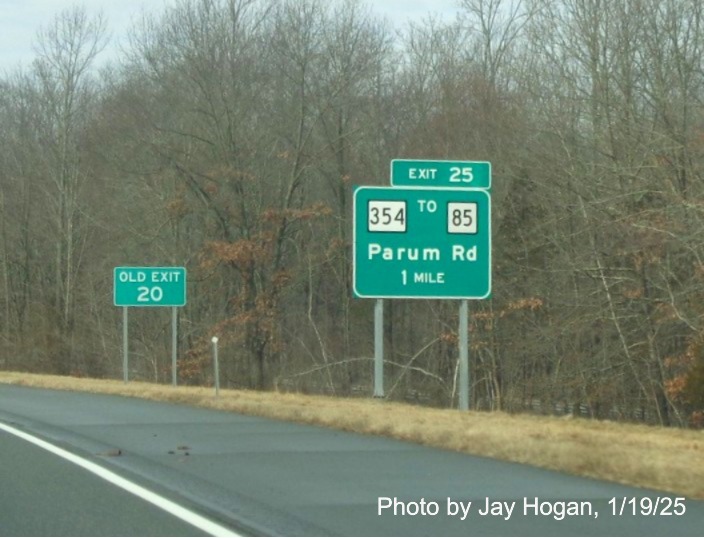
xmin=0 ymin=371 xmax=702 ymax=499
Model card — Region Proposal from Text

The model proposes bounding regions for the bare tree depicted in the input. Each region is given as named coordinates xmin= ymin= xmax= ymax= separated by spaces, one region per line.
xmin=30 ymin=6 xmax=106 ymax=372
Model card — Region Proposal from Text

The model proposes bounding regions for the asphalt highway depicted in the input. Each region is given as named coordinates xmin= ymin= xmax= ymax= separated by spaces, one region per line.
xmin=0 ymin=383 xmax=702 ymax=536
xmin=0 ymin=428 xmax=212 ymax=536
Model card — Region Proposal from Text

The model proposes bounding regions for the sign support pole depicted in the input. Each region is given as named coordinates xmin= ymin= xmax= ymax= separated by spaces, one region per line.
xmin=171 ymin=307 xmax=178 ymax=386
xmin=123 ymin=307 xmax=129 ymax=384
xmin=374 ymin=299 xmax=384 ymax=398
xmin=459 ymin=300 xmax=469 ymax=410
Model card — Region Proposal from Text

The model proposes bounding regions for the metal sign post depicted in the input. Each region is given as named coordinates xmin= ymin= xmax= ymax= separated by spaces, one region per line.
xmin=459 ymin=300 xmax=469 ymax=410
xmin=172 ymin=307 xmax=178 ymax=386
xmin=374 ymin=299 xmax=384 ymax=398
xmin=123 ymin=307 xmax=129 ymax=383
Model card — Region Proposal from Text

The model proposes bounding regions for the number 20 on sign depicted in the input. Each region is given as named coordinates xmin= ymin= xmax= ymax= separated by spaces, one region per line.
xmin=114 ymin=267 xmax=187 ymax=307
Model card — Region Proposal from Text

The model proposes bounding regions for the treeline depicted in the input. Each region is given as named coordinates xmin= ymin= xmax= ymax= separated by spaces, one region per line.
xmin=1 ymin=0 xmax=704 ymax=426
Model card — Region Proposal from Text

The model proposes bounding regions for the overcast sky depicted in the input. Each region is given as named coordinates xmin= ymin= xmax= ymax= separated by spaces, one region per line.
xmin=0 ymin=0 xmax=462 ymax=72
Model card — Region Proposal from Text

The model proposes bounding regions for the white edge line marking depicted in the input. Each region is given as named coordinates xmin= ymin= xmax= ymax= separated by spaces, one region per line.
xmin=0 ymin=421 xmax=240 ymax=537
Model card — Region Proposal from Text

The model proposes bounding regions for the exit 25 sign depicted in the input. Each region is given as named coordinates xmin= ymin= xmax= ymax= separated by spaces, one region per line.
xmin=114 ymin=267 xmax=187 ymax=307
xmin=391 ymin=159 xmax=491 ymax=189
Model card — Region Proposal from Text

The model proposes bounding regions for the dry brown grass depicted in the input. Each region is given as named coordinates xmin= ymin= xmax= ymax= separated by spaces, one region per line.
xmin=1 ymin=371 xmax=703 ymax=499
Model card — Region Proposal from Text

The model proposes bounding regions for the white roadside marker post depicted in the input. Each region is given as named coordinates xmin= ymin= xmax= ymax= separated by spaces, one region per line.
xmin=211 ymin=336 xmax=220 ymax=398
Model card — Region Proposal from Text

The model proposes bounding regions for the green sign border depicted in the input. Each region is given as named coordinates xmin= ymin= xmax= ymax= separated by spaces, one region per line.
xmin=390 ymin=159 xmax=492 ymax=190
xmin=113 ymin=266 xmax=187 ymax=307
xmin=353 ymin=186 xmax=491 ymax=300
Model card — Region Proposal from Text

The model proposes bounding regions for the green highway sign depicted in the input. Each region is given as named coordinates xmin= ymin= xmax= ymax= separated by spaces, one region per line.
xmin=353 ymin=187 xmax=491 ymax=299
xmin=114 ymin=267 xmax=187 ymax=307
xmin=391 ymin=159 xmax=491 ymax=189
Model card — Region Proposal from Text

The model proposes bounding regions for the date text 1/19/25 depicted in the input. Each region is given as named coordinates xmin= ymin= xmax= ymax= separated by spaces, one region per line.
xmin=609 ymin=497 xmax=686 ymax=516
